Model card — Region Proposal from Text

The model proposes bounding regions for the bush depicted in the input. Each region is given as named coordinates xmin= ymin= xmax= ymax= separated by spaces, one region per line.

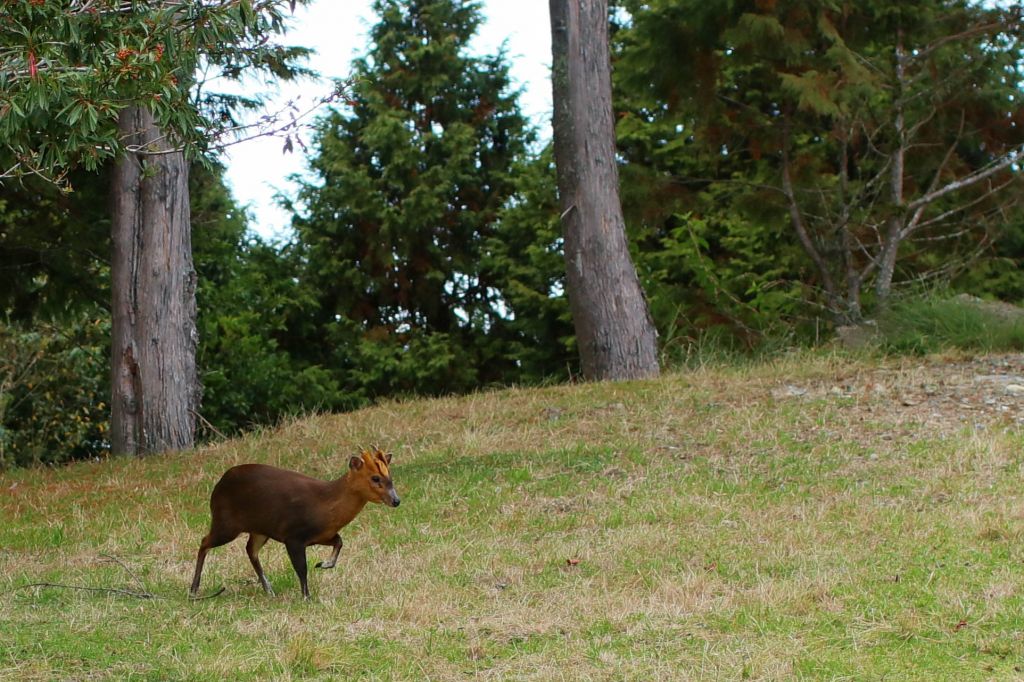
xmin=0 ymin=313 xmax=110 ymax=468
xmin=198 ymin=310 xmax=340 ymax=434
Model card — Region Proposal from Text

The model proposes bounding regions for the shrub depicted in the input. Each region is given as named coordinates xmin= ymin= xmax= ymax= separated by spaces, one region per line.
xmin=0 ymin=313 xmax=110 ymax=468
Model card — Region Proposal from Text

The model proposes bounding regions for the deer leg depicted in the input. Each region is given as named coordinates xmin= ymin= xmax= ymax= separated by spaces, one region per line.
xmin=315 ymin=534 xmax=343 ymax=569
xmin=245 ymin=533 xmax=274 ymax=595
xmin=189 ymin=529 xmax=237 ymax=598
xmin=285 ymin=541 xmax=310 ymax=599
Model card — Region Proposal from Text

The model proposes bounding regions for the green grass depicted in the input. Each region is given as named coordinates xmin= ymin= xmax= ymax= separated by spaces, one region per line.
xmin=3 ymin=352 xmax=1024 ymax=679
xmin=876 ymin=294 xmax=1024 ymax=355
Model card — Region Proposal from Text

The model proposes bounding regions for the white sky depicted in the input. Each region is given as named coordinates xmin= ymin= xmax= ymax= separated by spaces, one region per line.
xmin=220 ymin=1 xmax=553 ymax=240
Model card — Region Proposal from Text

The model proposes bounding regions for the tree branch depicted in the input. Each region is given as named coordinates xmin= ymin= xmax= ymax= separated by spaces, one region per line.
xmin=901 ymin=119 xmax=962 ymax=241
xmin=912 ymin=177 xmax=1016 ymax=233
xmin=906 ymin=145 xmax=1023 ymax=212
xmin=99 ymin=553 xmax=150 ymax=593
xmin=780 ymin=120 xmax=839 ymax=307
xmin=910 ymin=19 xmax=1014 ymax=63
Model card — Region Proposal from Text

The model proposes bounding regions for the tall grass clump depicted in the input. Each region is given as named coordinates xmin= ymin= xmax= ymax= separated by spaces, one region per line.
xmin=659 ymin=316 xmax=809 ymax=371
xmin=876 ymin=292 xmax=1024 ymax=355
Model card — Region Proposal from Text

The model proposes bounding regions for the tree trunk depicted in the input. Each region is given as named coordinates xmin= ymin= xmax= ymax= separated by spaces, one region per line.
xmin=110 ymin=106 xmax=198 ymax=456
xmin=549 ymin=0 xmax=660 ymax=381
xmin=875 ymin=32 xmax=908 ymax=307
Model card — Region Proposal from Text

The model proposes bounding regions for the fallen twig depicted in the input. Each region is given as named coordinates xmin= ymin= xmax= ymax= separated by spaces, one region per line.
xmin=8 ymin=582 xmax=154 ymax=599
xmin=188 ymin=586 xmax=226 ymax=601
xmin=99 ymin=553 xmax=149 ymax=594
xmin=189 ymin=409 xmax=228 ymax=441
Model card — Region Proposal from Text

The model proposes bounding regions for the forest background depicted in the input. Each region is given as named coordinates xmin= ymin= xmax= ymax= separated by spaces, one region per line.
xmin=2 ymin=0 xmax=1023 ymax=467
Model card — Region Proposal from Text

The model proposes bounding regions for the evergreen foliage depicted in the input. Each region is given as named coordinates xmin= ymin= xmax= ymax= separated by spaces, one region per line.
xmin=0 ymin=311 xmax=109 ymax=467
xmin=4 ymin=0 xmax=1024 ymax=467
xmin=613 ymin=0 xmax=1024 ymax=331
xmin=481 ymin=147 xmax=577 ymax=380
xmin=191 ymin=167 xmax=339 ymax=434
xmin=0 ymin=170 xmax=110 ymax=320
xmin=289 ymin=0 xmax=542 ymax=400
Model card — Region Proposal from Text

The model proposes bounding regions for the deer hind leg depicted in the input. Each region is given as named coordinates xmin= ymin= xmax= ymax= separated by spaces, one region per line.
xmin=245 ymin=533 xmax=274 ymax=595
xmin=189 ymin=528 xmax=238 ymax=598
xmin=315 ymin=534 xmax=343 ymax=569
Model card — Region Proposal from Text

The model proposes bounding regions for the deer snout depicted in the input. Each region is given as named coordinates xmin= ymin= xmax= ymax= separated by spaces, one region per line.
xmin=389 ymin=490 xmax=401 ymax=507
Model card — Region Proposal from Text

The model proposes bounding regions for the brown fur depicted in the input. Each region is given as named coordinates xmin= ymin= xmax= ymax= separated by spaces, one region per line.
xmin=189 ymin=446 xmax=399 ymax=599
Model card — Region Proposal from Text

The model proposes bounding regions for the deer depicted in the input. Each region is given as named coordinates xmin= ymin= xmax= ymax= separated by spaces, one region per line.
xmin=189 ymin=446 xmax=400 ymax=599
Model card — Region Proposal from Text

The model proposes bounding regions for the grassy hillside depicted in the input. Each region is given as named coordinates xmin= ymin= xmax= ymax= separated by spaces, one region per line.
xmin=3 ymin=351 xmax=1024 ymax=680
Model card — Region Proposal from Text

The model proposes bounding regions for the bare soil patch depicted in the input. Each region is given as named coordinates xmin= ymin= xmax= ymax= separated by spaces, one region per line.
xmin=769 ymin=353 xmax=1024 ymax=435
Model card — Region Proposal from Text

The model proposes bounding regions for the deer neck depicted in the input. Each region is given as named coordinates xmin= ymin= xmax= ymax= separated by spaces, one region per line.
xmin=327 ymin=475 xmax=368 ymax=528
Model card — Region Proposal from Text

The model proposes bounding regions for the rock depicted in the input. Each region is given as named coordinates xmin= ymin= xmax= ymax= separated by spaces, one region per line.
xmin=953 ymin=293 xmax=1024 ymax=322
xmin=1005 ymin=384 xmax=1024 ymax=396
xmin=836 ymin=320 xmax=879 ymax=350
xmin=975 ymin=375 xmax=1024 ymax=385
xmin=772 ymin=385 xmax=808 ymax=399
xmin=868 ymin=383 xmax=889 ymax=396
xmin=542 ymin=407 xmax=563 ymax=421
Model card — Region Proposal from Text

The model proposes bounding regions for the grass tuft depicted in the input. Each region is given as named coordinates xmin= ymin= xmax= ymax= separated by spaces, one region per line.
xmin=876 ymin=293 xmax=1024 ymax=355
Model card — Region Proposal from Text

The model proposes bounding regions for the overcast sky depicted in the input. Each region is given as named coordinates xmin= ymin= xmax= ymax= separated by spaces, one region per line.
xmin=220 ymin=1 xmax=553 ymax=240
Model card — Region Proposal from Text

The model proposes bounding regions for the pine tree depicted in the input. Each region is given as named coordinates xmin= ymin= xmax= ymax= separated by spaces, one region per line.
xmin=481 ymin=147 xmax=577 ymax=380
xmin=290 ymin=0 xmax=531 ymax=399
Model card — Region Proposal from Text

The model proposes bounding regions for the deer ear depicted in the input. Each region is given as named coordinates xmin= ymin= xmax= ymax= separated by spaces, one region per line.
xmin=384 ymin=452 xmax=393 ymax=465
xmin=349 ymin=456 xmax=363 ymax=470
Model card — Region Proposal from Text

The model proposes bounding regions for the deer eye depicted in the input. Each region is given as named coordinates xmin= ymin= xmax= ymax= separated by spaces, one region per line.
xmin=371 ymin=475 xmax=382 ymax=484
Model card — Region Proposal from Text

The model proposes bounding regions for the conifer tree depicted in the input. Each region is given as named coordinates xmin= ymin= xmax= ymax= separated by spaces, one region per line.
xmin=290 ymin=0 xmax=531 ymax=399
xmin=614 ymin=0 xmax=1024 ymax=326
xmin=482 ymin=147 xmax=577 ymax=379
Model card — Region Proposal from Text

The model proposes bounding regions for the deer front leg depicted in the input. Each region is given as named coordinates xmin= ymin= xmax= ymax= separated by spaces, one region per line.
xmin=315 ymin=534 xmax=343 ymax=569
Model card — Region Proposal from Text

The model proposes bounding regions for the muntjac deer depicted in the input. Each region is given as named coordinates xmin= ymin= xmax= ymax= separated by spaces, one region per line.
xmin=189 ymin=446 xmax=400 ymax=599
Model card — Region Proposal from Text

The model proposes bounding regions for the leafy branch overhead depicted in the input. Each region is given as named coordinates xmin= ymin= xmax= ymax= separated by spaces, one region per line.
xmin=0 ymin=0 xmax=318 ymax=184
